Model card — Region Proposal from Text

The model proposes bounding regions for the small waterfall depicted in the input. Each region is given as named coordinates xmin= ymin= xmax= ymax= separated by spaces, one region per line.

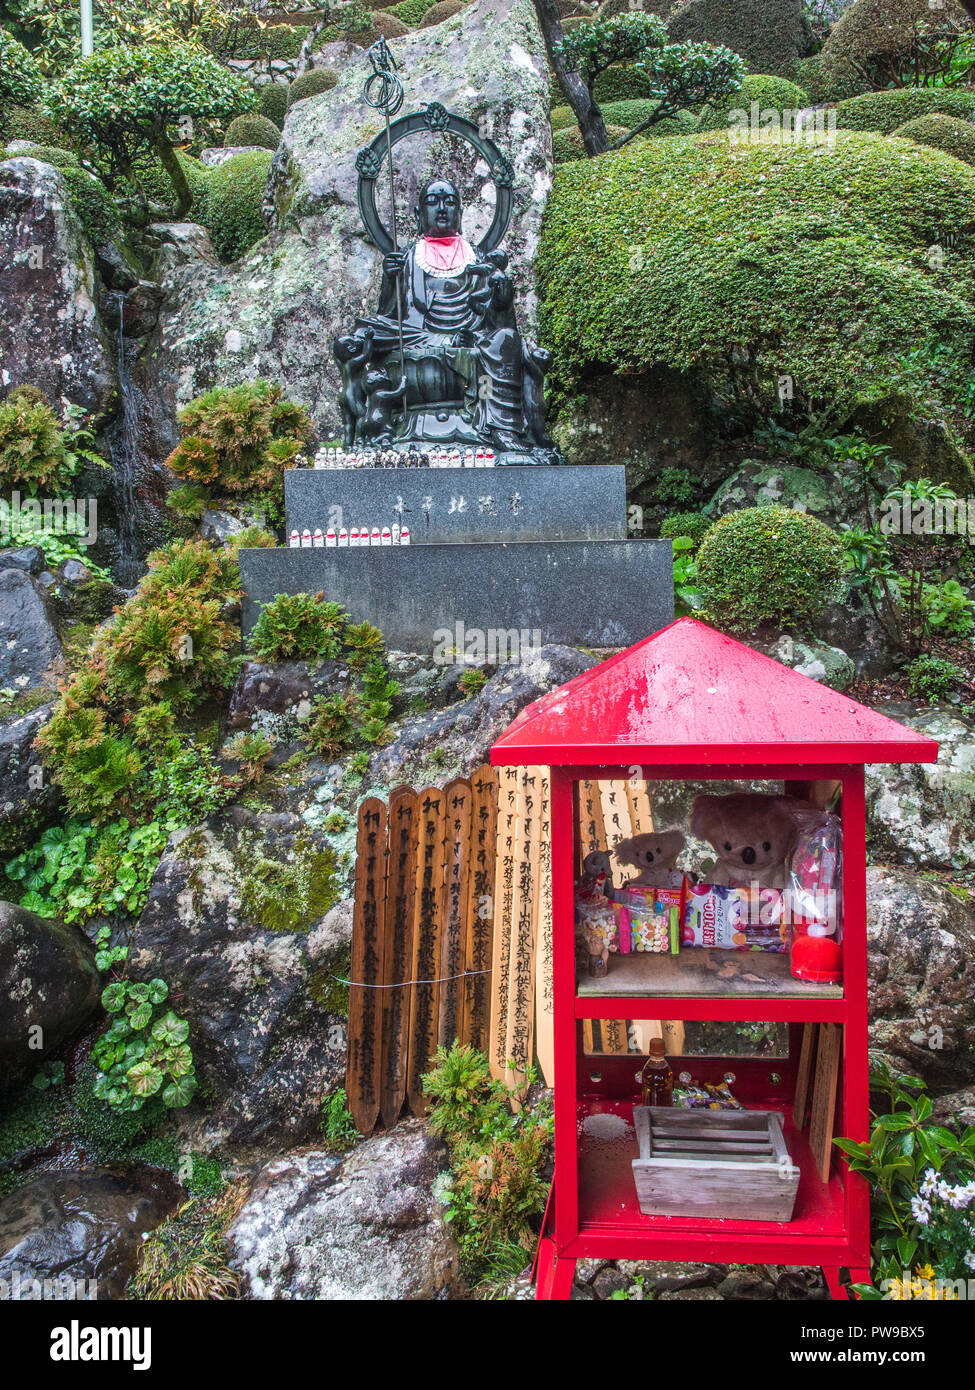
xmin=104 ymin=290 xmax=160 ymax=586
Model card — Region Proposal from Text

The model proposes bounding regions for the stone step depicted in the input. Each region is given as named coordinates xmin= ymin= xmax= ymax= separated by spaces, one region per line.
xmin=239 ymin=538 xmax=674 ymax=655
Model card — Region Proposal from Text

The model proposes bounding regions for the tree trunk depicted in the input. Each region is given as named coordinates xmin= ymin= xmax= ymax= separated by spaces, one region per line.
xmin=532 ymin=0 xmax=610 ymax=156
xmin=156 ymin=137 xmax=192 ymax=218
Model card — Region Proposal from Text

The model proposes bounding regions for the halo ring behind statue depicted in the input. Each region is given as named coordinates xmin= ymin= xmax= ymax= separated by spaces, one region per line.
xmin=355 ymin=102 xmax=515 ymax=256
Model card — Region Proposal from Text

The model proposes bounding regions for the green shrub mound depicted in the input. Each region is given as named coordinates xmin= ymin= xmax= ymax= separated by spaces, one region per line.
xmin=222 ymin=23 xmax=311 ymax=60
xmin=553 ymin=123 xmax=629 ymax=163
xmin=201 ymin=150 xmax=272 ymax=262
xmin=894 ymin=113 xmax=975 ymax=167
xmin=0 ymin=30 xmax=44 ymax=108
xmin=551 ymin=100 xmax=693 ymax=139
xmin=2 ymin=142 xmax=78 ymax=168
xmin=695 ymin=74 xmax=810 ymax=132
xmin=419 ymin=0 xmax=466 ymax=25
xmin=696 ymin=506 xmax=844 ymax=632
xmin=392 ymin=0 xmax=437 ymax=22
xmin=287 ymin=68 xmax=338 ymax=107
xmin=835 ymin=88 xmax=975 ymax=134
xmin=667 ymin=0 xmax=812 ymax=77
xmin=819 ymin=0 xmax=972 ymax=92
xmin=61 ymin=166 xmax=123 ymax=245
xmin=538 ymin=131 xmax=975 ymax=436
xmin=593 ymin=65 xmax=656 ymax=103
xmin=132 ymin=152 xmax=209 ymax=215
xmin=165 ymin=379 xmax=312 ymax=494
xmin=0 ymin=105 xmax=67 ymax=147
xmin=224 ymin=113 xmax=281 ymax=151
xmin=354 ymin=10 xmax=411 ymax=41
xmin=257 ymin=83 xmax=289 ymax=129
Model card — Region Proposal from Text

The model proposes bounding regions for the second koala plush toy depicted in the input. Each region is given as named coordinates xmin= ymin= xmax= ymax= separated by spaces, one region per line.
xmin=690 ymin=792 xmax=800 ymax=890
xmin=614 ymin=828 xmax=685 ymax=888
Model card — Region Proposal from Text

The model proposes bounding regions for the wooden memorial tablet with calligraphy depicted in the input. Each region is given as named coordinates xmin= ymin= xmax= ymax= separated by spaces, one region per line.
xmin=809 ymin=1023 xmax=842 ymax=1183
xmin=505 ymin=767 xmax=538 ymax=1099
xmin=407 ymin=786 xmax=448 ymax=1117
xmin=534 ymin=769 xmax=554 ymax=1087
xmin=439 ymin=777 xmax=472 ymax=1048
xmin=464 ymin=763 xmax=497 ymax=1054
xmin=489 ymin=765 xmax=520 ymax=1084
xmin=380 ymin=785 xmax=418 ymax=1129
xmin=599 ymin=780 xmax=633 ymax=889
xmin=347 ymin=797 xmax=387 ymax=1135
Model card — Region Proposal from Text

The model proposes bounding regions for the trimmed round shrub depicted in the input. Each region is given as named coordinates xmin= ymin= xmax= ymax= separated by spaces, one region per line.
xmin=357 ymin=10 xmax=411 ymax=40
xmin=660 ymin=511 xmax=713 ymax=548
xmin=420 ymin=0 xmax=467 ymax=25
xmin=538 ymin=131 xmax=975 ymax=435
xmin=0 ymin=30 xmax=43 ymax=108
xmin=0 ymin=105 xmax=66 ymax=147
xmin=819 ymin=0 xmax=972 ymax=92
xmin=224 ymin=113 xmax=281 ymax=150
xmin=392 ymin=0 xmax=438 ymax=22
xmin=287 ymin=68 xmax=338 ymax=107
xmin=62 ymin=167 xmax=122 ymax=245
xmin=553 ymin=123 xmax=629 ymax=163
xmin=552 ymin=100 xmax=692 ymax=137
xmin=199 ymin=150 xmax=272 ymax=262
xmin=2 ymin=142 xmax=78 ymax=168
xmin=257 ymin=82 xmax=289 ymax=129
xmin=894 ymin=113 xmax=975 ymax=167
xmin=667 ymin=0 xmax=812 ymax=78
xmin=695 ymin=74 xmax=810 ymax=132
xmin=835 ymin=87 xmax=975 ymax=134
xmin=593 ymin=64 xmax=655 ymax=103
xmin=696 ymin=506 xmax=844 ymax=631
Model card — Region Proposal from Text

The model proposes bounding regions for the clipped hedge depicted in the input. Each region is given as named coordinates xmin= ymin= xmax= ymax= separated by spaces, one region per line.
xmin=61 ymin=166 xmax=122 ymax=246
xmin=224 ymin=113 xmax=281 ymax=150
xmin=553 ymin=123 xmax=629 ymax=163
xmin=2 ymin=142 xmax=78 ymax=168
xmin=697 ymin=506 xmax=844 ymax=633
xmin=257 ymin=82 xmax=289 ymax=130
xmin=392 ymin=0 xmax=438 ymax=22
xmin=819 ymin=0 xmax=972 ymax=91
xmin=356 ymin=10 xmax=411 ymax=39
xmin=667 ymin=0 xmax=813 ymax=77
xmin=835 ymin=87 xmax=975 ymax=134
xmin=538 ymin=130 xmax=975 ymax=431
xmin=200 ymin=149 xmax=272 ymax=262
xmin=419 ymin=0 xmax=466 ymax=25
xmin=220 ymin=23 xmax=311 ymax=61
xmin=552 ymin=100 xmax=694 ymax=135
xmin=132 ymin=151 xmax=210 ymax=215
xmin=287 ymin=68 xmax=338 ymax=107
xmin=0 ymin=105 xmax=66 ymax=147
xmin=894 ymin=113 xmax=975 ymax=167
xmin=695 ymin=74 xmax=809 ymax=132
xmin=593 ymin=65 xmax=656 ymax=103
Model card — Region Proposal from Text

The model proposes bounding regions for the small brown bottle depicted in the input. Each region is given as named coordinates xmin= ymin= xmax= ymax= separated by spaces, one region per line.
xmin=641 ymin=1039 xmax=673 ymax=1108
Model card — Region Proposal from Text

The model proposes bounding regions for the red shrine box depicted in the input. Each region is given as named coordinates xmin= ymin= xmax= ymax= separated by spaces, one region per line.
xmin=490 ymin=618 xmax=939 ymax=1301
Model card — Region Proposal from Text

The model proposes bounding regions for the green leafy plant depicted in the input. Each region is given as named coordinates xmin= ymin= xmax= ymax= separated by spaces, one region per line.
xmin=905 ymin=654 xmax=963 ymax=702
xmin=307 ymin=691 xmax=360 ymax=760
xmin=92 ymin=977 xmax=196 ymax=1112
xmin=670 ymin=535 xmax=702 ymax=617
xmin=835 ymin=1062 xmax=975 ymax=1297
xmin=31 ymin=1059 xmax=65 ymax=1091
xmin=226 ymin=525 xmax=278 ymax=550
xmin=165 ymin=379 xmax=311 ymax=496
xmin=53 ymin=43 xmax=255 ymax=212
xmin=920 ymin=579 xmax=973 ymax=637
xmin=320 ymin=1087 xmax=360 ymax=1151
xmin=201 ymin=148 xmax=273 ymax=262
xmin=33 ymin=695 xmax=143 ymax=822
xmin=0 ymin=390 xmax=103 ymax=495
xmin=697 ymin=506 xmax=844 ymax=633
xmin=0 ymin=28 xmax=44 ymax=107
xmin=223 ymin=112 xmax=280 ymax=150
xmin=660 ymin=511 xmax=712 ymax=549
xmin=343 ymin=620 xmax=385 ymax=673
xmin=165 ymin=482 xmax=211 ymax=521
xmin=5 ymin=819 xmax=167 ymax=923
xmin=248 ymin=592 xmax=349 ymax=661
xmin=144 ymin=738 xmax=233 ymax=823
xmin=224 ymin=730 xmax=275 ymax=784
xmin=458 ymin=666 xmax=488 ymax=697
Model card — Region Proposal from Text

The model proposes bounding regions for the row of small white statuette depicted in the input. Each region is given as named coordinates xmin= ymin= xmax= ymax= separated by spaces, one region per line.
xmin=289 ymin=526 xmax=411 ymax=548
xmin=297 ymin=447 xmax=498 ymax=469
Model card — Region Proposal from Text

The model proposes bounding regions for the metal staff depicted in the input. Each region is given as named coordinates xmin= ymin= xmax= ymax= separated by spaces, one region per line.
xmin=363 ymin=38 xmax=406 ymax=370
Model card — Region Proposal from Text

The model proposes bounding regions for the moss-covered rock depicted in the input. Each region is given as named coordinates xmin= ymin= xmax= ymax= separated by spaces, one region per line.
xmin=200 ymin=150 xmax=273 ymax=263
xmin=538 ymin=131 xmax=975 ymax=470
xmin=893 ymin=113 xmax=975 ymax=167
xmin=835 ymin=87 xmax=975 ymax=134
xmin=695 ymin=74 xmax=810 ymax=132
xmin=667 ymin=0 xmax=813 ymax=77
xmin=224 ymin=113 xmax=281 ymax=151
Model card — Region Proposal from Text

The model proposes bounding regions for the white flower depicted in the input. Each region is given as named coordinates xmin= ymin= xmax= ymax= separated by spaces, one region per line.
xmin=911 ymin=1196 xmax=931 ymax=1225
xmin=965 ymin=1252 xmax=975 ymax=1272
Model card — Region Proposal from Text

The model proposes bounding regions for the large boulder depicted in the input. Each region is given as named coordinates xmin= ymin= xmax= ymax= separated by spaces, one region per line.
xmin=0 ymin=1165 xmax=182 ymax=1300
xmin=0 ymin=702 xmax=60 ymax=855
xmin=372 ymin=643 xmax=595 ymax=783
xmin=126 ymin=820 xmax=352 ymax=1152
xmin=227 ymin=1121 xmax=464 ymax=1299
xmin=865 ymin=709 xmax=975 ymax=871
xmin=0 ymin=901 xmax=101 ymax=1094
xmin=0 ymin=569 xmax=62 ymax=692
xmin=867 ymin=866 xmax=975 ymax=1090
xmin=0 ymin=159 xmax=115 ymax=417
xmin=228 ymin=657 xmax=357 ymax=730
xmin=139 ymin=0 xmax=553 ymax=453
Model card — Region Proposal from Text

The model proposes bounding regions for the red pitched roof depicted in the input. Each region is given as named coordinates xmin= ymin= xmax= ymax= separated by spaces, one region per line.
xmin=491 ymin=618 xmax=939 ymax=767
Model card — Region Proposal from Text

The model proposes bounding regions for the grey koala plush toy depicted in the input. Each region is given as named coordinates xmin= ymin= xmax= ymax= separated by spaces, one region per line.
xmin=613 ymin=829 xmax=685 ymax=888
